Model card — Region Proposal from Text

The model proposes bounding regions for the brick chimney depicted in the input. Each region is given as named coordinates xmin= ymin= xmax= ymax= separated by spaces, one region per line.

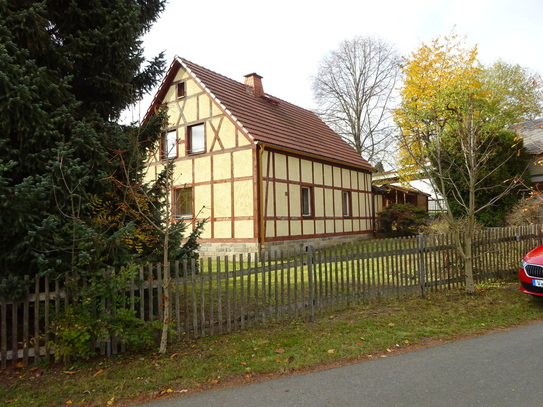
xmin=244 ymin=73 xmax=264 ymax=97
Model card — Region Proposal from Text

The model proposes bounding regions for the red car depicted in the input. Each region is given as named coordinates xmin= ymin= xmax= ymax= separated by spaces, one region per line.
xmin=519 ymin=245 xmax=543 ymax=296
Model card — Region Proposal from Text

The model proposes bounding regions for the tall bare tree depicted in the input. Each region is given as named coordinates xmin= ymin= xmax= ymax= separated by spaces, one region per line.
xmin=312 ymin=36 xmax=401 ymax=165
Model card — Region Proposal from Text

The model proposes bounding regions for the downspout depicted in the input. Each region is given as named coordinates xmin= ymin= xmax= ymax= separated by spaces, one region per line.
xmin=258 ymin=143 xmax=266 ymax=250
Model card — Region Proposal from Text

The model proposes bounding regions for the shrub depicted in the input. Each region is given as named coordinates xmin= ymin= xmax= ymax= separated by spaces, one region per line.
xmin=506 ymin=195 xmax=543 ymax=226
xmin=378 ymin=203 xmax=428 ymax=236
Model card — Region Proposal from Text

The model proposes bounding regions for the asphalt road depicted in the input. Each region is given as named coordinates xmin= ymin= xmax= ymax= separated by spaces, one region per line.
xmin=136 ymin=322 xmax=543 ymax=407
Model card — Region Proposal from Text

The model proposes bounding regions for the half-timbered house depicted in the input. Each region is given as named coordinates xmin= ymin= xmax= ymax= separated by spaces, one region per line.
xmin=144 ymin=57 xmax=376 ymax=256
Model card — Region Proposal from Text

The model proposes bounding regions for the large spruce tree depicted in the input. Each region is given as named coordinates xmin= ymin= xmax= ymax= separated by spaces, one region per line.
xmin=0 ymin=0 xmax=167 ymax=282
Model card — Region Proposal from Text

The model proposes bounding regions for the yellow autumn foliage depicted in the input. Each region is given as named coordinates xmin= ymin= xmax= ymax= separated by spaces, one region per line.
xmin=395 ymin=31 xmax=485 ymax=170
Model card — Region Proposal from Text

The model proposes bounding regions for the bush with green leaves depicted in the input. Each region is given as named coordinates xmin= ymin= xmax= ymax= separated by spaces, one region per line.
xmin=378 ymin=203 xmax=428 ymax=236
xmin=51 ymin=266 xmax=156 ymax=361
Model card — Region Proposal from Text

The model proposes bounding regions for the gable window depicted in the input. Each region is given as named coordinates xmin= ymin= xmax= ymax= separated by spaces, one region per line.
xmin=162 ymin=129 xmax=177 ymax=160
xmin=301 ymin=186 xmax=313 ymax=217
xmin=342 ymin=190 xmax=352 ymax=217
xmin=173 ymin=187 xmax=192 ymax=219
xmin=188 ymin=123 xmax=205 ymax=154
xmin=176 ymin=82 xmax=186 ymax=99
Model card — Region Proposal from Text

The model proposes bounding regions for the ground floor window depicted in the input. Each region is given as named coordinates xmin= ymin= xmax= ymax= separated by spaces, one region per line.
xmin=301 ymin=186 xmax=313 ymax=217
xmin=342 ymin=190 xmax=352 ymax=217
xmin=173 ymin=187 xmax=192 ymax=219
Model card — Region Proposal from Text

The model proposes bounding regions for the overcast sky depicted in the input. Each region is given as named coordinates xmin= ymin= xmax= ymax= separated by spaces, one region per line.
xmin=125 ymin=0 xmax=543 ymax=122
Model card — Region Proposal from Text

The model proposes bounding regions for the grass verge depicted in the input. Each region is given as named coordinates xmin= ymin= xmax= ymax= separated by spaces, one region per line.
xmin=2 ymin=280 xmax=543 ymax=407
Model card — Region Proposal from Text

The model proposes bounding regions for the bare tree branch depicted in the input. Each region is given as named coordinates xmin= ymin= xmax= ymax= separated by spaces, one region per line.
xmin=312 ymin=36 xmax=401 ymax=166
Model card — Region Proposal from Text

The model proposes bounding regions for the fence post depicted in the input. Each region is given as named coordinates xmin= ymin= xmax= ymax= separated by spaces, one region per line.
xmin=418 ymin=233 xmax=426 ymax=299
xmin=307 ymin=246 xmax=315 ymax=322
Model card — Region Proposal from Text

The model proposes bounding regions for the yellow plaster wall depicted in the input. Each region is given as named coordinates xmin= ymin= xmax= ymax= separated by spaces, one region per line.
xmin=173 ymin=160 xmax=192 ymax=184
xmin=183 ymin=96 xmax=198 ymax=124
xmin=276 ymin=220 xmax=289 ymax=236
xmin=288 ymin=156 xmax=300 ymax=182
xmin=315 ymin=220 xmax=325 ymax=234
xmin=302 ymin=220 xmax=314 ymax=235
xmin=333 ymin=190 xmax=342 ymax=221
xmin=333 ymin=167 xmax=341 ymax=187
xmin=275 ymin=183 xmax=289 ymax=217
xmin=235 ymin=220 xmax=253 ymax=239
xmin=233 ymin=149 xmax=253 ymax=178
xmin=314 ymin=187 xmax=324 ymax=217
xmin=214 ymin=221 xmax=232 ymax=238
xmin=215 ymin=119 xmax=236 ymax=150
xmin=359 ymin=192 xmax=368 ymax=216
xmin=213 ymin=182 xmax=232 ymax=218
xmin=351 ymin=171 xmax=358 ymax=190
xmin=274 ymin=154 xmax=287 ymax=180
xmin=234 ymin=180 xmax=254 ymax=217
xmin=323 ymin=165 xmax=333 ymax=187
xmin=352 ymin=193 xmax=360 ymax=217
xmin=211 ymin=99 xmax=223 ymax=117
xmin=213 ymin=153 xmax=231 ymax=181
xmin=313 ymin=162 xmax=323 ymax=185
xmin=194 ymin=156 xmax=211 ymax=184
xmin=195 ymin=184 xmax=211 ymax=218
xmin=265 ymin=220 xmax=275 ymax=238
xmin=324 ymin=188 xmax=334 ymax=217
xmin=290 ymin=220 xmax=301 ymax=236
xmin=173 ymin=70 xmax=188 ymax=83
xmin=342 ymin=168 xmax=351 ymax=188
xmin=301 ymin=159 xmax=313 ymax=183
xmin=289 ymin=184 xmax=301 ymax=217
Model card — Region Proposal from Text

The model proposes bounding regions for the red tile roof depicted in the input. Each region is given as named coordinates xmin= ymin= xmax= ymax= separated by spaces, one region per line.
xmin=146 ymin=58 xmax=374 ymax=172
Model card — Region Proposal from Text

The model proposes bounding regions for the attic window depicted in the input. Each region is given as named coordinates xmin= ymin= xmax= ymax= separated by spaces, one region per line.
xmin=176 ymin=82 xmax=186 ymax=99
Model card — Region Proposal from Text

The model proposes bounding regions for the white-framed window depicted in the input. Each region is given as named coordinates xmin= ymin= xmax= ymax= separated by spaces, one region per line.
xmin=188 ymin=124 xmax=205 ymax=154
xmin=173 ymin=187 xmax=192 ymax=219
xmin=301 ymin=186 xmax=313 ymax=217
xmin=162 ymin=129 xmax=177 ymax=159
xmin=342 ymin=190 xmax=352 ymax=217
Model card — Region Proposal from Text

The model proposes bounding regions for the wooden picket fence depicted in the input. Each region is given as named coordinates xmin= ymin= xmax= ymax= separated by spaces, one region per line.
xmin=1 ymin=224 xmax=541 ymax=369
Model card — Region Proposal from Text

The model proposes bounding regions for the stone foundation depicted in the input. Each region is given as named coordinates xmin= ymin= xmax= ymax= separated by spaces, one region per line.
xmin=198 ymin=234 xmax=373 ymax=258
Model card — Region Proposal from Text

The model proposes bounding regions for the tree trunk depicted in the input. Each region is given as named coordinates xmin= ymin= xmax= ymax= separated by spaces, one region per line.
xmin=464 ymin=233 xmax=475 ymax=294
xmin=159 ymin=230 xmax=170 ymax=354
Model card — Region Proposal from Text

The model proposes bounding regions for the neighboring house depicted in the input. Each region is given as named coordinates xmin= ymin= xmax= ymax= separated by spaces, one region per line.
xmin=373 ymin=170 xmax=443 ymax=215
xmin=144 ymin=57 xmax=376 ymax=256
xmin=373 ymin=184 xmax=430 ymax=213
xmin=512 ymin=118 xmax=543 ymax=190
